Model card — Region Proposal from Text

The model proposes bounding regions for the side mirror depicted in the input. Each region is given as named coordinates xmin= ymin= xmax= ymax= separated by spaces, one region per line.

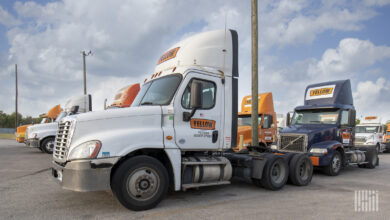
xmin=71 ymin=106 xmax=79 ymax=115
xmin=190 ymin=81 xmax=202 ymax=109
xmin=349 ymin=109 xmax=356 ymax=126
xmin=286 ymin=112 xmax=291 ymax=126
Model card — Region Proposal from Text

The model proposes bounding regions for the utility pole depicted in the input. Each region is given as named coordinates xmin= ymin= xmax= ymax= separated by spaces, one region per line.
xmin=15 ymin=64 xmax=18 ymax=128
xmin=81 ymin=51 xmax=92 ymax=95
xmin=251 ymin=0 xmax=259 ymax=147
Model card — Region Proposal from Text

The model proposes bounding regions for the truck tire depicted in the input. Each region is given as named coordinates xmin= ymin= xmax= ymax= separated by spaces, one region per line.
xmin=363 ymin=149 xmax=378 ymax=169
xmin=111 ymin=155 xmax=169 ymax=211
xmin=288 ymin=154 xmax=313 ymax=186
xmin=41 ymin=137 xmax=55 ymax=154
xmin=323 ymin=151 xmax=342 ymax=176
xmin=280 ymin=153 xmax=295 ymax=164
xmin=253 ymin=154 xmax=288 ymax=191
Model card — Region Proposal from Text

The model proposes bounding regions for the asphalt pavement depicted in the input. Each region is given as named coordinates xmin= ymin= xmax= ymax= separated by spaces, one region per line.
xmin=0 ymin=139 xmax=388 ymax=220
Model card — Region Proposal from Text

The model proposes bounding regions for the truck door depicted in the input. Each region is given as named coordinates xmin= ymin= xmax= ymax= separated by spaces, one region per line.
xmin=262 ymin=114 xmax=274 ymax=144
xmin=173 ymin=72 xmax=222 ymax=150
xmin=340 ymin=109 xmax=354 ymax=147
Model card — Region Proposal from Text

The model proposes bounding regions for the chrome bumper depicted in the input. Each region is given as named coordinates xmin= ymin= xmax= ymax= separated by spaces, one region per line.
xmin=51 ymin=157 xmax=120 ymax=192
xmin=354 ymin=144 xmax=376 ymax=149
xmin=26 ymin=138 xmax=39 ymax=148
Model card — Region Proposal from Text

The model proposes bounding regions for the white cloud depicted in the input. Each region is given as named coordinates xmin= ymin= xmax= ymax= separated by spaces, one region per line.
xmin=0 ymin=6 xmax=20 ymax=27
xmin=0 ymin=0 xmax=390 ymax=119
xmin=309 ymin=38 xmax=390 ymax=78
xmin=354 ymin=78 xmax=390 ymax=120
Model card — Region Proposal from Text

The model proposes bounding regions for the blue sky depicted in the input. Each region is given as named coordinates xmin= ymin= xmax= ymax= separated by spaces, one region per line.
xmin=0 ymin=0 xmax=390 ymax=121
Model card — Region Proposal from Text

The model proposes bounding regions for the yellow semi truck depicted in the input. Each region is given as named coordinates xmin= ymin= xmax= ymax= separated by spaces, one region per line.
xmin=235 ymin=93 xmax=277 ymax=150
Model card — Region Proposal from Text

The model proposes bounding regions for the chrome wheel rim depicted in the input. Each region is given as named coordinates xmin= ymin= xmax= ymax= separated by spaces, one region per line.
xmin=126 ymin=167 xmax=160 ymax=201
xmin=332 ymin=154 xmax=341 ymax=173
xmin=46 ymin=140 xmax=54 ymax=152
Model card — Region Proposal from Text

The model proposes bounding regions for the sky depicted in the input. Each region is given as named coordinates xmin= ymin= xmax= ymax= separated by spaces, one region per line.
xmin=0 ymin=0 xmax=390 ymax=122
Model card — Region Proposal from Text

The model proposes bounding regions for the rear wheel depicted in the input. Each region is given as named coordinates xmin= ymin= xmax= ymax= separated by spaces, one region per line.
xmin=41 ymin=137 xmax=55 ymax=154
xmin=323 ymin=151 xmax=342 ymax=176
xmin=253 ymin=155 xmax=288 ymax=190
xmin=364 ymin=148 xmax=378 ymax=169
xmin=289 ymin=154 xmax=313 ymax=186
xmin=111 ymin=155 xmax=169 ymax=211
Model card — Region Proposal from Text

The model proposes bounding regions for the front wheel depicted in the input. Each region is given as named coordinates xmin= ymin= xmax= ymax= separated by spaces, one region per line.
xmin=323 ymin=151 xmax=342 ymax=176
xmin=111 ymin=156 xmax=169 ymax=211
xmin=41 ymin=137 xmax=55 ymax=154
xmin=289 ymin=154 xmax=313 ymax=186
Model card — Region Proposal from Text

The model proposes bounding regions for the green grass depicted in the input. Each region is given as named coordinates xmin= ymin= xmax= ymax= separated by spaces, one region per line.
xmin=0 ymin=133 xmax=16 ymax=139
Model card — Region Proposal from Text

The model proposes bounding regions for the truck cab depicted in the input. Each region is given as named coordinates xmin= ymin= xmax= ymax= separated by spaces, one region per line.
xmin=15 ymin=105 xmax=62 ymax=143
xmin=279 ymin=80 xmax=378 ymax=176
xmin=25 ymin=95 xmax=92 ymax=154
xmin=355 ymin=116 xmax=385 ymax=153
xmin=235 ymin=93 xmax=277 ymax=150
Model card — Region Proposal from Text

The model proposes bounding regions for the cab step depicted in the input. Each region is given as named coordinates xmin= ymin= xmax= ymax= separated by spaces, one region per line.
xmin=182 ymin=181 xmax=230 ymax=190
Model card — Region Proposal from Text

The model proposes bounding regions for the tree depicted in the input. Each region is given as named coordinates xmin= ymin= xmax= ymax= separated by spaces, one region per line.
xmin=0 ymin=110 xmax=42 ymax=128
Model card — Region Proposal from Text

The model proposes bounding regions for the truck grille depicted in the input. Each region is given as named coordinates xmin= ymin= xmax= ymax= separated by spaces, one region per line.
xmin=278 ymin=134 xmax=307 ymax=153
xmin=53 ymin=121 xmax=72 ymax=162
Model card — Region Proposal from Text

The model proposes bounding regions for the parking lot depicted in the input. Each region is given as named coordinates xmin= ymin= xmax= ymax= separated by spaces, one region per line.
xmin=0 ymin=138 xmax=388 ymax=220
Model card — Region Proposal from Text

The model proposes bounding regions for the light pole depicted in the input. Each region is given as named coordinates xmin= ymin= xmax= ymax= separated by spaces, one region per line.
xmin=15 ymin=64 xmax=18 ymax=128
xmin=81 ymin=51 xmax=92 ymax=95
xmin=251 ymin=0 xmax=259 ymax=148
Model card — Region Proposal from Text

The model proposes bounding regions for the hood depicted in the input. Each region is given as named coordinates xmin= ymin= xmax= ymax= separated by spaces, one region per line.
xmin=64 ymin=105 xmax=164 ymax=158
xmin=71 ymin=106 xmax=162 ymax=123
xmin=26 ymin=122 xmax=58 ymax=139
xmin=355 ymin=133 xmax=374 ymax=139
xmin=281 ymin=124 xmax=338 ymax=149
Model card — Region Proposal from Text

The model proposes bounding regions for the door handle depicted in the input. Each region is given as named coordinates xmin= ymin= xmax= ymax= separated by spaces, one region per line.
xmin=212 ymin=130 xmax=218 ymax=143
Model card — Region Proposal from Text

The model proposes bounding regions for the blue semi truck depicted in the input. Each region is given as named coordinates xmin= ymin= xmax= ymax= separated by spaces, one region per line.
xmin=278 ymin=79 xmax=378 ymax=176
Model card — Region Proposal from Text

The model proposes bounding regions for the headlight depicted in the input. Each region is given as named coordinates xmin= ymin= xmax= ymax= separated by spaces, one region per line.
xmin=67 ymin=140 xmax=101 ymax=160
xmin=270 ymin=144 xmax=278 ymax=150
xmin=310 ymin=148 xmax=328 ymax=154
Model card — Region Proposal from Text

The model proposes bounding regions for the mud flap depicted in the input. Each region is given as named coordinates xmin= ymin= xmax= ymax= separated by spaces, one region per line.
xmin=251 ymin=158 xmax=267 ymax=180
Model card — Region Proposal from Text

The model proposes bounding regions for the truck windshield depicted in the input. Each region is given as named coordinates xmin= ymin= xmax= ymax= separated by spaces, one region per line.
xmin=291 ymin=109 xmax=339 ymax=125
xmin=55 ymin=112 xmax=67 ymax=122
xmin=356 ymin=126 xmax=379 ymax=133
xmin=132 ymin=74 xmax=182 ymax=106
xmin=40 ymin=118 xmax=47 ymax=124
xmin=238 ymin=115 xmax=262 ymax=126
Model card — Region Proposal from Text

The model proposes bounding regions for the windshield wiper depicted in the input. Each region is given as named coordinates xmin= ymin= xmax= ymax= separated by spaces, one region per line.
xmin=140 ymin=101 xmax=154 ymax=105
xmin=310 ymin=120 xmax=324 ymax=124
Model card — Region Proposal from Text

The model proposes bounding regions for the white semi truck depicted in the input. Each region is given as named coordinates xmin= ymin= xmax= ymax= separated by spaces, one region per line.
xmin=355 ymin=116 xmax=386 ymax=153
xmin=51 ymin=30 xmax=314 ymax=211
xmin=25 ymin=95 xmax=92 ymax=154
